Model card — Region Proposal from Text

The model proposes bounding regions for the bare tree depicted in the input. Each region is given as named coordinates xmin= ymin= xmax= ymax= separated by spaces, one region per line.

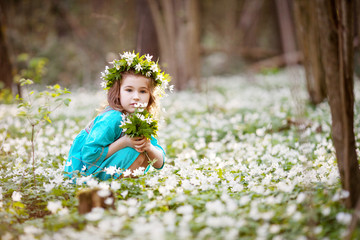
xmin=293 ymin=0 xmax=327 ymax=105
xmin=0 ymin=4 xmax=13 ymax=93
xmin=317 ymin=0 xmax=360 ymax=209
xmin=136 ymin=0 xmax=160 ymax=60
xmin=146 ymin=0 xmax=201 ymax=90
xmin=275 ymin=0 xmax=297 ymax=66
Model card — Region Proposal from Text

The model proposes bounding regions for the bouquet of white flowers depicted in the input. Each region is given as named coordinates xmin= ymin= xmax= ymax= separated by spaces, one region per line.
xmin=119 ymin=103 xmax=158 ymax=139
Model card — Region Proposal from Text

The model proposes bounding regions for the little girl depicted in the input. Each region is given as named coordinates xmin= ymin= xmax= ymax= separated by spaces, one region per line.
xmin=64 ymin=52 xmax=171 ymax=180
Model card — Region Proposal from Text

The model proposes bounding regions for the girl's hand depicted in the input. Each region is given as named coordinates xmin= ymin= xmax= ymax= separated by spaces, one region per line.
xmin=134 ymin=138 xmax=152 ymax=153
xmin=124 ymin=136 xmax=151 ymax=152
xmin=124 ymin=136 xmax=145 ymax=149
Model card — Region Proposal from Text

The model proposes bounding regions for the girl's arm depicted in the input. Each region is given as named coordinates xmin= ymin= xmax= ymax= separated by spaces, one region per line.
xmin=132 ymin=138 xmax=164 ymax=169
xmin=105 ymin=135 xmax=141 ymax=159
xmin=106 ymin=135 xmax=164 ymax=168
xmin=142 ymin=143 xmax=164 ymax=169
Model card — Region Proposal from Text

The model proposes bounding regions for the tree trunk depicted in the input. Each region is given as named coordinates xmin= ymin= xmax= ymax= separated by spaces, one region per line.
xmin=136 ymin=0 xmax=160 ymax=61
xmin=317 ymin=0 xmax=360 ymax=209
xmin=240 ymin=0 xmax=264 ymax=48
xmin=146 ymin=0 xmax=201 ymax=91
xmin=293 ymin=0 xmax=327 ymax=105
xmin=275 ymin=0 xmax=297 ymax=65
xmin=355 ymin=0 xmax=360 ymax=78
xmin=0 ymin=4 xmax=13 ymax=92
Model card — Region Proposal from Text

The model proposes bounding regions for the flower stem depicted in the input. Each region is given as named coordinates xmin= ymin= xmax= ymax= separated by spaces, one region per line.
xmin=31 ymin=124 xmax=36 ymax=185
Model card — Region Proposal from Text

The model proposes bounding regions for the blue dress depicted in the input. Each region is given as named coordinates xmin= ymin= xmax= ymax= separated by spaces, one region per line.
xmin=64 ymin=106 xmax=165 ymax=180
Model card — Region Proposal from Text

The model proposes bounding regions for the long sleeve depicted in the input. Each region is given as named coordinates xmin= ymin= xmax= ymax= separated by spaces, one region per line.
xmin=81 ymin=110 xmax=123 ymax=173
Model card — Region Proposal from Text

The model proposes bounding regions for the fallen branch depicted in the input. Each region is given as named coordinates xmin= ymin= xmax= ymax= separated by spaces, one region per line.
xmin=249 ymin=51 xmax=303 ymax=71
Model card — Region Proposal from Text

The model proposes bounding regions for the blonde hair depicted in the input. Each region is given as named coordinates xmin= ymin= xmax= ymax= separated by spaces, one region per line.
xmin=107 ymin=71 xmax=159 ymax=116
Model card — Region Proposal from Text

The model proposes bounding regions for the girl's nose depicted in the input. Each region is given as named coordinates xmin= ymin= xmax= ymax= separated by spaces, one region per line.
xmin=133 ymin=91 xmax=139 ymax=100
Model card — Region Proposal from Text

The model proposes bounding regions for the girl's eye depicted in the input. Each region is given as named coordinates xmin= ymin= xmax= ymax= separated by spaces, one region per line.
xmin=140 ymin=90 xmax=148 ymax=94
xmin=126 ymin=89 xmax=132 ymax=92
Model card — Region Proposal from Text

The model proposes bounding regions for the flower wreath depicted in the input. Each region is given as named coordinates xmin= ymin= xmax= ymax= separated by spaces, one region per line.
xmin=100 ymin=52 xmax=172 ymax=97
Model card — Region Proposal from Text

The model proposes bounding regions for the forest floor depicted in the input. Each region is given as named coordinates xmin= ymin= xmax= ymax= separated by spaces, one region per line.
xmin=1 ymin=68 xmax=360 ymax=239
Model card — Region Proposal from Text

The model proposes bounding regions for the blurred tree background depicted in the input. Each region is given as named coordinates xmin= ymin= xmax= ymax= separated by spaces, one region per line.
xmin=0 ymin=0 xmax=322 ymax=91
xmin=1 ymin=0 xmax=359 ymax=92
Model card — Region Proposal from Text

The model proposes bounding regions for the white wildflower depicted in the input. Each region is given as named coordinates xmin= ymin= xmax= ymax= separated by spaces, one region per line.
xmin=2 ymin=143 xmax=10 ymax=152
xmin=104 ymin=197 xmax=114 ymax=205
xmin=314 ymin=226 xmax=322 ymax=234
xmin=97 ymin=189 xmax=111 ymax=198
xmin=145 ymin=201 xmax=157 ymax=211
xmin=12 ymin=191 xmax=22 ymax=202
xmin=98 ymin=181 xmax=110 ymax=190
xmin=65 ymin=159 xmax=72 ymax=167
xmin=121 ymin=190 xmax=129 ymax=199
xmin=332 ymin=190 xmax=350 ymax=201
xmin=58 ymin=208 xmax=69 ymax=216
xmin=110 ymin=181 xmax=121 ymax=191
xmin=85 ymin=207 xmax=104 ymax=221
xmin=86 ymin=177 xmax=99 ymax=188
xmin=43 ymin=183 xmax=55 ymax=193
xmin=47 ymin=201 xmax=62 ymax=214
xmin=322 ymin=207 xmax=331 ymax=216
xmin=286 ymin=204 xmax=297 ymax=215
xmin=132 ymin=167 xmax=145 ymax=177
xmin=24 ymin=226 xmax=42 ymax=235
xmin=104 ymin=166 xmax=117 ymax=176
xmin=123 ymin=169 xmax=132 ymax=177
xmin=336 ymin=212 xmax=352 ymax=225
xmin=177 ymin=205 xmax=193 ymax=215
xmin=206 ymin=200 xmax=225 ymax=215
xmin=98 ymin=217 xmax=125 ymax=232
xmin=296 ymin=192 xmax=306 ymax=204
xmin=269 ymin=224 xmax=280 ymax=234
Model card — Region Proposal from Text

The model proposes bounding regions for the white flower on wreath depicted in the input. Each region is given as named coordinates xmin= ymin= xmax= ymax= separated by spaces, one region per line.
xmin=120 ymin=52 xmax=135 ymax=60
xmin=100 ymin=81 xmax=107 ymax=88
xmin=145 ymin=71 xmax=151 ymax=77
xmin=156 ymin=74 xmax=164 ymax=82
xmin=145 ymin=54 xmax=153 ymax=62
xmin=120 ymin=52 xmax=136 ymax=65
xmin=150 ymin=64 xmax=158 ymax=73
xmin=135 ymin=63 xmax=142 ymax=72
xmin=126 ymin=58 xmax=133 ymax=65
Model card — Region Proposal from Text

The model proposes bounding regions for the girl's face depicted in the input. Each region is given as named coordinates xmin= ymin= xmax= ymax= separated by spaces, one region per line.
xmin=120 ymin=74 xmax=151 ymax=113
